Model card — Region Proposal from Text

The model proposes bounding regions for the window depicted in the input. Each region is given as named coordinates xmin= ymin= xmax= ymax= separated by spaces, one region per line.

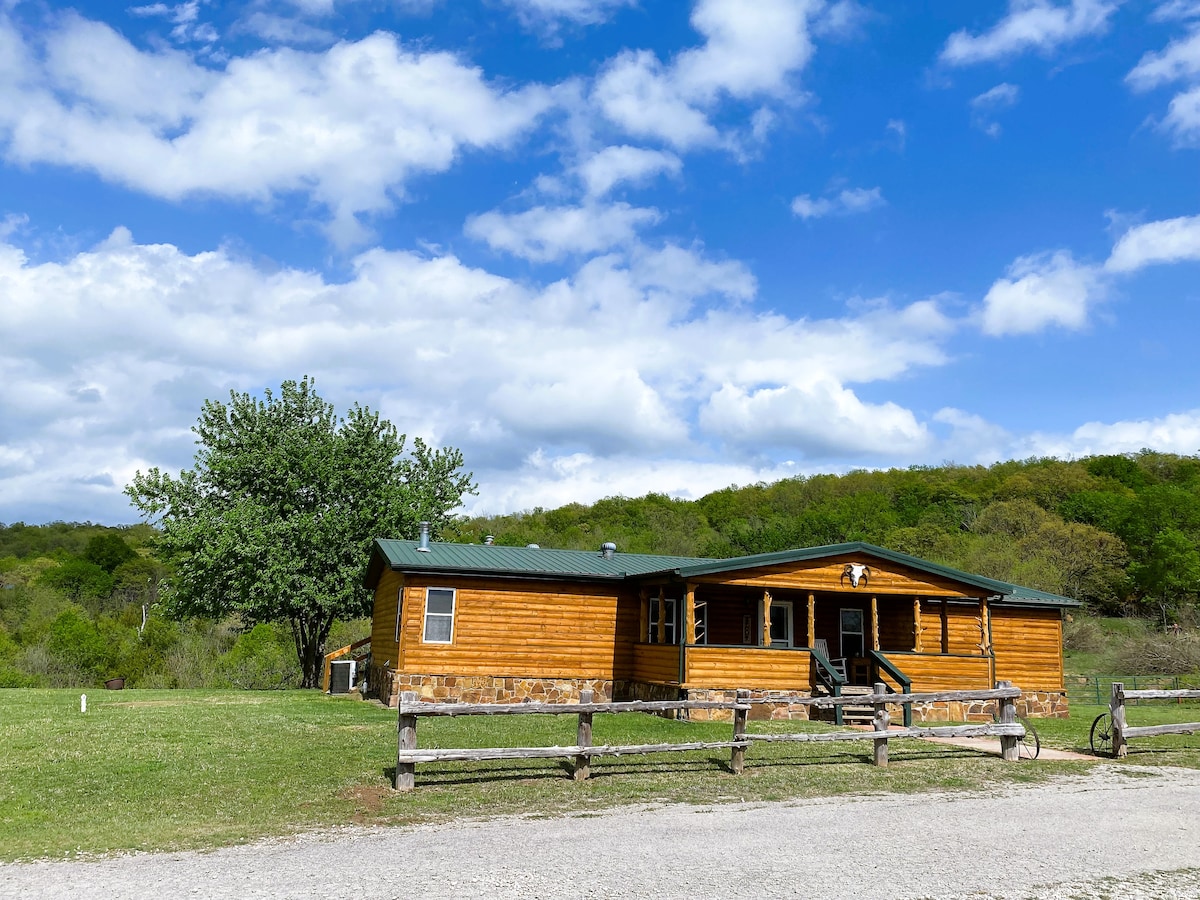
xmin=769 ymin=601 xmax=794 ymax=648
xmin=648 ymin=596 xmax=678 ymax=644
xmin=840 ymin=607 xmax=864 ymax=658
xmin=423 ymin=588 xmax=456 ymax=643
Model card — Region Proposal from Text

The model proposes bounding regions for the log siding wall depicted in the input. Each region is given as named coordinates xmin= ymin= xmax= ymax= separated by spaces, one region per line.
xmin=396 ymin=577 xmax=638 ymax=680
xmin=991 ymin=607 xmax=1064 ymax=692
xmin=684 ymin=646 xmax=812 ymax=691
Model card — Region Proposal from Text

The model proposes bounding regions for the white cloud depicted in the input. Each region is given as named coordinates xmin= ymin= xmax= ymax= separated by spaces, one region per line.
xmin=593 ymin=49 xmax=722 ymax=148
xmin=1163 ymin=85 xmax=1200 ymax=141
xmin=1127 ymin=28 xmax=1200 ymax=143
xmin=577 ymin=145 xmax=682 ymax=197
xmin=699 ymin=379 xmax=932 ymax=457
xmin=593 ymin=0 xmax=820 ymax=148
xmin=0 ymin=15 xmax=552 ymax=244
xmin=980 ymin=250 xmax=1102 ymax=336
xmin=812 ymin=0 xmax=871 ymax=40
xmin=970 ymin=82 xmax=1020 ymax=136
xmin=940 ymin=0 xmax=1120 ymax=67
xmin=1106 ymin=214 xmax=1200 ymax=272
xmin=1152 ymin=0 xmax=1200 ymax=20
xmin=0 ymin=229 xmax=958 ymax=522
xmin=464 ymin=202 xmax=661 ymax=261
xmin=791 ymin=186 xmax=885 ymax=219
xmin=1127 ymin=28 xmax=1200 ymax=90
xmin=1024 ymin=410 xmax=1200 ymax=458
xmin=500 ymin=0 xmax=636 ymax=30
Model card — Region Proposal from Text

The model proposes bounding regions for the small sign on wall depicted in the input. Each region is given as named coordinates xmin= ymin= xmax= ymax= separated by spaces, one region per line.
xmin=742 ymin=614 xmax=752 ymax=644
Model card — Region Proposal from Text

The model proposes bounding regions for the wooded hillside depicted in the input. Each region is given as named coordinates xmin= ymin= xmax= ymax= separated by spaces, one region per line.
xmin=459 ymin=452 xmax=1200 ymax=619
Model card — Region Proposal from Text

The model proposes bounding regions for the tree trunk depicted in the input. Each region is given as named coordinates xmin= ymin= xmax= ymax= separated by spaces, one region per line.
xmin=295 ymin=614 xmax=334 ymax=689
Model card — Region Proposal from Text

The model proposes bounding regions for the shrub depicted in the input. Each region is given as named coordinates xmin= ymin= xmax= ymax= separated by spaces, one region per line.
xmin=1109 ymin=632 xmax=1200 ymax=675
xmin=219 ymin=624 xmax=301 ymax=690
xmin=1063 ymin=617 xmax=1105 ymax=653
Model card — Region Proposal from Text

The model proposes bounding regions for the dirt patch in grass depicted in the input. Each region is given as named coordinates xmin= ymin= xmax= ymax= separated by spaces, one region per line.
xmin=339 ymin=785 xmax=390 ymax=822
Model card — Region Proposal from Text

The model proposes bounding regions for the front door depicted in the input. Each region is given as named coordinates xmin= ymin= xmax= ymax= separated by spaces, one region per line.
xmin=769 ymin=601 xmax=794 ymax=648
xmin=840 ymin=608 xmax=865 ymax=659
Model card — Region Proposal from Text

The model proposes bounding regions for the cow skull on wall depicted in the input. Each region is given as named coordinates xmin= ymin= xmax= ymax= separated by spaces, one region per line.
xmin=841 ymin=563 xmax=871 ymax=588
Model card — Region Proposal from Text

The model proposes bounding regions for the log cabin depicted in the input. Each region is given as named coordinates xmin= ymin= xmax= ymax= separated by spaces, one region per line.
xmin=365 ymin=533 xmax=1076 ymax=720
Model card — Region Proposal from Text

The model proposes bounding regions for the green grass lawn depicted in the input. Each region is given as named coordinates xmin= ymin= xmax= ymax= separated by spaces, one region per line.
xmin=10 ymin=688 xmax=1200 ymax=862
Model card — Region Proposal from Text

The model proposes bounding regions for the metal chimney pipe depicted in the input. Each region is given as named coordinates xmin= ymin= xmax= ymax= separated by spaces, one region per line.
xmin=417 ymin=521 xmax=431 ymax=552
xmin=601 ymin=542 xmax=616 ymax=560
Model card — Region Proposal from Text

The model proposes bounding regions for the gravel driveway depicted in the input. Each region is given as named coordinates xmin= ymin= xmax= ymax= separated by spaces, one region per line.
xmin=5 ymin=765 xmax=1200 ymax=899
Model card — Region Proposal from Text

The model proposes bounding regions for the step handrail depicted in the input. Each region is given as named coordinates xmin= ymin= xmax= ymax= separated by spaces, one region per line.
xmin=869 ymin=650 xmax=913 ymax=727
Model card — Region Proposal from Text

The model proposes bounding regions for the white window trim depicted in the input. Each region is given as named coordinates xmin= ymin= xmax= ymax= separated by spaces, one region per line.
xmin=422 ymin=587 xmax=456 ymax=644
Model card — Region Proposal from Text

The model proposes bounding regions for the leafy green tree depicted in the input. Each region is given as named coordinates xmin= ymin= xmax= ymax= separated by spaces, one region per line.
xmin=1130 ymin=528 xmax=1200 ymax=619
xmin=126 ymin=377 xmax=476 ymax=687
xmin=82 ymin=533 xmax=136 ymax=573
xmin=37 ymin=558 xmax=114 ymax=601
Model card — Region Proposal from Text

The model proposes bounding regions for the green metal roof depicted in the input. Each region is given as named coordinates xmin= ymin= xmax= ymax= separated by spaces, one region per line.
xmin=366 ymin=539 xmax=710 ymax=584
xmin=365 ymin=537 xmax=1079 ymax=607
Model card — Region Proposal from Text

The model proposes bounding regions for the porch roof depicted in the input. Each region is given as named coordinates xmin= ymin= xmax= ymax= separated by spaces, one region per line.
xmin=365 ymin=538 xmax=1079 ymax=607
xmin=659 ymin=541 xmax=1080 ymax=607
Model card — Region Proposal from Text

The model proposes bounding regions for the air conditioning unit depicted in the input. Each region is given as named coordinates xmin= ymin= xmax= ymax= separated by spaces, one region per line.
xmin=329 ymin=660 xmax=357 ymax=694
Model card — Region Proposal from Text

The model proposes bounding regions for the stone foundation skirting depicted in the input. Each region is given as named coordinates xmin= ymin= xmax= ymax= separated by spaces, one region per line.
xmin=370 ymin=670 xmax=1069 ymax=722
xmin=909 ymin=690 xmax=1069 ymax=723
xmin=374 ymin=669 xmax=613 ymax=708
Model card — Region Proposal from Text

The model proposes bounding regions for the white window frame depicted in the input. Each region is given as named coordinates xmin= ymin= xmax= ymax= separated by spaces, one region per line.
xmin=422 ymin=587 xmax=456 ymax=644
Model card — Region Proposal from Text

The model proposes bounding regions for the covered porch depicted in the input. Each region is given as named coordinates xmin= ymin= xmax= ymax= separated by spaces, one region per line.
xmin=632 ymin=581 xmax=995 ymax=697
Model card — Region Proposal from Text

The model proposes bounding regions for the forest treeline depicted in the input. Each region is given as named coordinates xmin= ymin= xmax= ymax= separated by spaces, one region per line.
xmin=460 ymin=452 xmax=1200 ymax=621
xmin=5 ymin=451 xmax=1200 ymax=688
xmin=0 ymin=522 xmax=365 ymax=689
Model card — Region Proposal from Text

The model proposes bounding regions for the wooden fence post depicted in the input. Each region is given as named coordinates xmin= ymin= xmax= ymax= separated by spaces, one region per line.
xmin=396 ymin=690 xmax=418 ymax=791
xmin=1111 ymin=681 xmax=1127 ymax=759
xmin=997 ymin=680 xmax=1018 ymax=762
xmin=872 ymin=682 xmax=890 ymax=767
xmin=731 ymin=689 xmax=749 ymax=775
xmin=575 ymin=689 xmax=594 ymax=781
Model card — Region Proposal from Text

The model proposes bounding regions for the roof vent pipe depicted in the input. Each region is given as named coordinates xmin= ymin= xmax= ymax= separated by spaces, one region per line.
xmin=417 ymin=521 xmax=431 ymax=552
xmin=484 ymin=535 xmax=495 ymax=545
xmin=601 ymin=542 xmax=617 ymax=560
xmin=526 ymin=543 xmax=540 ymax=549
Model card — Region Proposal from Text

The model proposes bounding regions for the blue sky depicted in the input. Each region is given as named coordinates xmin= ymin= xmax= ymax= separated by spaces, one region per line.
xmin=3 ymin=0 xmax=1200 ymax=526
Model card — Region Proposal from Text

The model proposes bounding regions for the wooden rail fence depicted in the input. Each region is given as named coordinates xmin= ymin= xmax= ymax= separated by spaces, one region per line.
xmin=1108 ymin=682 xmax=1200 ymax=758
xmin=394 ymin=680 xmax=1027 ymax=790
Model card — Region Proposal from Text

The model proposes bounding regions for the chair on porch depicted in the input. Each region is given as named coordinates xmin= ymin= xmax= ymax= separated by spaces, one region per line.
xmin=812 ymin=639 xmax=848 ymax=682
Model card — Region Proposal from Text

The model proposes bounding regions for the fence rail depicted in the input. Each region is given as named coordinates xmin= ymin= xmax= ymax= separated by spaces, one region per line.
xmin=394 ymin=681 xmax=1027 ymax=790
xmin=1106 ymin=682 xmax=1200 ymax=758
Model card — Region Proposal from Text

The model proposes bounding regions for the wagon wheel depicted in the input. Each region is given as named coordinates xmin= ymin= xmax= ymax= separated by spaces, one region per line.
xmin=1090 ymin=712 xmax=1114 ymax=757
xmin=1017 ymin=716 xmax=1040 ymax=760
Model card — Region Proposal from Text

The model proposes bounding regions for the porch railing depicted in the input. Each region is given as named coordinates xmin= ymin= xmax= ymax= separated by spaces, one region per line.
xmin=809 ymin=644 xmax=847 ymax=725
xmin=869 ymin=650 xmax=913 ymax=727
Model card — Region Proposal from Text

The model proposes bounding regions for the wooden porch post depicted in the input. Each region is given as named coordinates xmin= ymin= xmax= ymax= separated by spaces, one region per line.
xmin=657 ymin=587 xmax=666 ymax=645
xmin=913 ymin=596 xmax=923 ymax=652
xmin=685 ymin=583 xmax=697 ymax=645
xmin=870 ymin=595 xmax=880 ymax=652
xmin=638 ymin=588 xmax=649 ymax=644
xmin=978 ymin=598 xmax=991 ymax=655
xmin=761 ymin=591 xmax=772 ymax=647
xmin=807 ymin=592 xmax=816 ymax=648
